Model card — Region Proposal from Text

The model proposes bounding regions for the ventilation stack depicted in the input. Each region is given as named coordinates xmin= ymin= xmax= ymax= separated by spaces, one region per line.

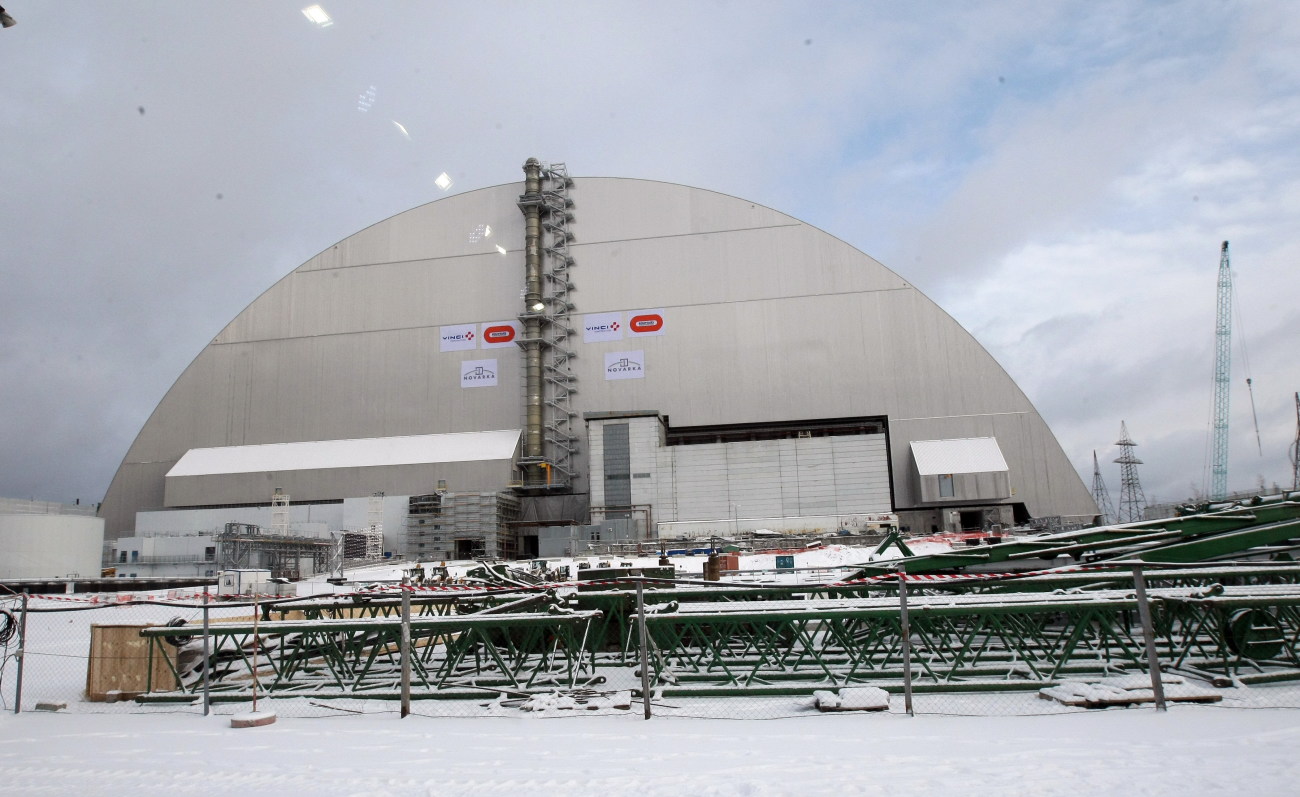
xmin=516 ymin=158 xmax=579 ymax=490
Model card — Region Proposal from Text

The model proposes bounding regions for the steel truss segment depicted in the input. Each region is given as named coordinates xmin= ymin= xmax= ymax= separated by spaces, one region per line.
xmin=635 ymin=584 xmax=1300 ymax=690
xmin=140 ymin=610 xmax=602 ymax=698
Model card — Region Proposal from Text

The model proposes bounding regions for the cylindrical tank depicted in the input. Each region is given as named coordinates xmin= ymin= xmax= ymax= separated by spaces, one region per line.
xmin=0 ymin=514 xmax=105 ymax=579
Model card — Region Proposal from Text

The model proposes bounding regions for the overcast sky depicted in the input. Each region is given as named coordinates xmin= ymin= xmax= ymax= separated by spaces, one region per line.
xmin=2 ymin=1 xmax=1297 ymax=513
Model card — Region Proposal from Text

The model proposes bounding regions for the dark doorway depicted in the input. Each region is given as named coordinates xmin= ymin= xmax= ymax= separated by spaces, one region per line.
xmin=959 ymin=510 xmax=984 ymax=531
xmin=520 ymin=534 xmax=539 ymax=559
xmin=455 ymin=539 xmax=476 ymax=560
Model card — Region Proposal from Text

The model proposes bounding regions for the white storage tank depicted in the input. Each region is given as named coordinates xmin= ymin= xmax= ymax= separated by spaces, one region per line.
xmin=0 ymin=513 xmax=104 ymax=579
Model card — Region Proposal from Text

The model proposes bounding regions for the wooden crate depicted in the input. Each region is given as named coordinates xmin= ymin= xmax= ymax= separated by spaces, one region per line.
xmin=85 ymin=624 xmax=178 ymax=702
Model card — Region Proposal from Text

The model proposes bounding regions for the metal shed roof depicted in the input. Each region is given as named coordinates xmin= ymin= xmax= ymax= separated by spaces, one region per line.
xmin=910 ymin=437 xmax=1008 ymax=476
xmin=166 ymin=430 xmax=521 ymax=478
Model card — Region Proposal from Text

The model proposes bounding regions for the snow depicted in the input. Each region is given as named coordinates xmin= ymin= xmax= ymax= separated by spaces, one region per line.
xmin=1 ymin=707 xmax=1297 ymax=795
xmin=813 ymin=686 xmax=890 ymax=711
xmin=9 ymin=541 xmax=1298 ymax=793
xmin=324 ymin=541 xmax=956 ymax=588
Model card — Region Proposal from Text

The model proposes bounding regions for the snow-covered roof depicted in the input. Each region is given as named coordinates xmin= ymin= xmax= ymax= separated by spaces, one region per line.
xmin=910 ymin=437 xmax=1008 ymax=476
xmin=166 ymin=430 xmax=521 ymax=477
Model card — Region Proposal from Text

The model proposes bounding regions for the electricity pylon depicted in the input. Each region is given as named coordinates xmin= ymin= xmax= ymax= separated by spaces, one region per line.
xmin=1090 ymin=450 xmax=1115 ymax=526
xmin=1115 ymin=422 xmax=1147 ymax=523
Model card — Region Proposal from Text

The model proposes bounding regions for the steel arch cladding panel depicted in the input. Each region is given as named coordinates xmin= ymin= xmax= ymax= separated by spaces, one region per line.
xmin=100 ymin=177 xmax=1096 ymax=537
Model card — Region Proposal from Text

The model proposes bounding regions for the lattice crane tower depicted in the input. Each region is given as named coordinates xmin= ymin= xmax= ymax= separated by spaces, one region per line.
xmin=1090 ymin=450 xmax=1116 ymax=526
xmin=1210 ymin=240 xmax=1232 ymax=500
xmin=1291 ymin=392 xmax=1300 ymax=491
xmin=1114 ymin=422 xmax=1147 ymax=523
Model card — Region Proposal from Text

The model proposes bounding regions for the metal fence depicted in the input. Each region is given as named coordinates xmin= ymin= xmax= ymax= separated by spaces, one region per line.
xmin=4 ymin=562 xmax=1300 ymax=720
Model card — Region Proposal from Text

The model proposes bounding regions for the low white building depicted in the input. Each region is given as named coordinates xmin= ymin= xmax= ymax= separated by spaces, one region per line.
xmin=112 ymin=533 xmax=219 ymax=579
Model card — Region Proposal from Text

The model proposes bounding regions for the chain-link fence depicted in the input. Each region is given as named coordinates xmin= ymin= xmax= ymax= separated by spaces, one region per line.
xmin=4 ymin=561 xmax=1300 ymax=721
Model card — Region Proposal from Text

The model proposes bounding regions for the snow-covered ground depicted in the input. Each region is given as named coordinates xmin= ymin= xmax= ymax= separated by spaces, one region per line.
xmin=8 ymin=540 xmax=1297 ymax=794
xmin=1 ymin=706 xmax=1297 ymax=796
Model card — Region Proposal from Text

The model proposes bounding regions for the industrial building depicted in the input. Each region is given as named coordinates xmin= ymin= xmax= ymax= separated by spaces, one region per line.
xmin=97 ymin=160 xmax=1097 ymax=559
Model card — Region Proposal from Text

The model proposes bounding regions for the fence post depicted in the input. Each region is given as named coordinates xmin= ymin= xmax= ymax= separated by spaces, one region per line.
xmin=400 ymin=577 xmax=412 ymax=718
xmin=1131 ymin=565 xmax=1167 ymax=711
xmin=637 ymin=579 xmax=652 ymax=719
xmin=13 ymin=593 xmax=27 ymax=714
xmin=897 ymin=567 xmax=914 ymax=716
xmin=201 ymin=592 xmax=211 ymax=716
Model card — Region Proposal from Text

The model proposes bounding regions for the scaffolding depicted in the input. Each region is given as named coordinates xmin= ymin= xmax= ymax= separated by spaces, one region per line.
xmin=341 ymin=528 xmax=384 ymax=560
xmin=216 ymin=522 xmax=333 ymax=580
xmin=406 ymin=491 xmax=521 ymax=560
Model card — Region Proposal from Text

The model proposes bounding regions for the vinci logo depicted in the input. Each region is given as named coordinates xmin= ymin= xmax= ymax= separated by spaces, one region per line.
xmin=604 ymin=350 xmax=645 ymax=381
xmin=628 ymin=310 xmax=665 ymax=336
xmin=439 ymin=323 xmax=477 ymax=352
xmin=479 ymin=321 xmax=521 ymax=349
xmin=583 ymin=312 xmax=623 ymax=343
xmin=460 ymin=359 xmax=498 ymax=388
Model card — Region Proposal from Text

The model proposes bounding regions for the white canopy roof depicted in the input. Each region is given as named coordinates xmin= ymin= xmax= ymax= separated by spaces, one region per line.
xmin=910 ymin=437 xmax=1008 ymax=476
xmin=166 ymin=430 xmax=521 ymax=478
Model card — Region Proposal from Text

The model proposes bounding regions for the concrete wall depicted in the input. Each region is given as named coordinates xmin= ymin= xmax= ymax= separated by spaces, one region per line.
xmin=0 ymin=514 xmax=104 ymax=579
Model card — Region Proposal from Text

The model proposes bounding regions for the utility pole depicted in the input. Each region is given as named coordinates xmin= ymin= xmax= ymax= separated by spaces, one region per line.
xmin=1210 ymin=241 xmax=1232 ymax=500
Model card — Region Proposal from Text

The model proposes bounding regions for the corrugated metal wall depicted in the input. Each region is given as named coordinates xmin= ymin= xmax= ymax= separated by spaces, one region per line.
xmin=100 ymin=177 xmax=1097 ymax=538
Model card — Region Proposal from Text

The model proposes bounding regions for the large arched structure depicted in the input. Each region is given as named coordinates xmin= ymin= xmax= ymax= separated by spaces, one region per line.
xmin=100 ymin=171 xmax=1096 ymax=549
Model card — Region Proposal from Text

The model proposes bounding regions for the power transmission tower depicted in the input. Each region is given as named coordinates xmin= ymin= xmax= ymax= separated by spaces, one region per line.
xmin=1115 ymin=422 xmax=1147 ymax=523
xmin=1210 ymin=240 xmax=1232 ymax=500
xmin=1090 ymin=450 xmax=1116 ymax=525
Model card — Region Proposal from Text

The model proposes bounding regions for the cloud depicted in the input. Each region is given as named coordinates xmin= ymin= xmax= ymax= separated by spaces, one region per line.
xmin=0 ymin=0 xmax=1297 ymax=512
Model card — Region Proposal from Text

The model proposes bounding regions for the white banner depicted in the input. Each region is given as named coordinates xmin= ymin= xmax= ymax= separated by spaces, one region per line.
xmin=460 ymin=359 xmax=498 ymax=388
xmin=627 ymin=309 xmax=666 ymax=337
xmin=439 ymin=323 xmax=476 ymax=351
xmin=604 ymin=350 xmax=645 ymax=380
xmin=583 ymin=312 xmax=623 ymax=343
xmin=479 ymin=320 xmax=522 ymax=348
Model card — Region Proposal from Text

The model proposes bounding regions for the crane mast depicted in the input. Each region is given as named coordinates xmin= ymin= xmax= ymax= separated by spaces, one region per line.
xmin=1210 ymin=241 xmax=1232 ymax=500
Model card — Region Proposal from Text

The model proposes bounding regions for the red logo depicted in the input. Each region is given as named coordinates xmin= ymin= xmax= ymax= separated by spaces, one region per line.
xmin=629 ymin=313 xmax=663 ymax=333
xmin=483 ymin=325 xmax=516 ymax=343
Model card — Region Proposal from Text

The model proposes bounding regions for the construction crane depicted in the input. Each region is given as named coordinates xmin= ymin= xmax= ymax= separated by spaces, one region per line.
xmin=1210 ymin=241 xmax=1232 ymax=500
xmin=1292 ymin=392 xmax=1300 ymax=491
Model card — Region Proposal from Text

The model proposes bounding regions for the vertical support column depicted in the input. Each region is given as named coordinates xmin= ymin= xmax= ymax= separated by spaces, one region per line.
xmin=13 ymin=593 xmax=27 ymax=714
xmin=897 ymin=568 xmax=914 ymax=716
xmin=521 ymin=158 xmax=545 ymax=484
xmin=400 ymin=576 xmax=412 ymax=718
xmin=1131 ymin=565 xmax=1167 ymax=711
xmin=252 ymin=595 xmax=261 ymax=712
xmin=201 ymin=593 xmax=212 ymax=716
xmin=637 ymin=579 xmax=652 ymax=719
